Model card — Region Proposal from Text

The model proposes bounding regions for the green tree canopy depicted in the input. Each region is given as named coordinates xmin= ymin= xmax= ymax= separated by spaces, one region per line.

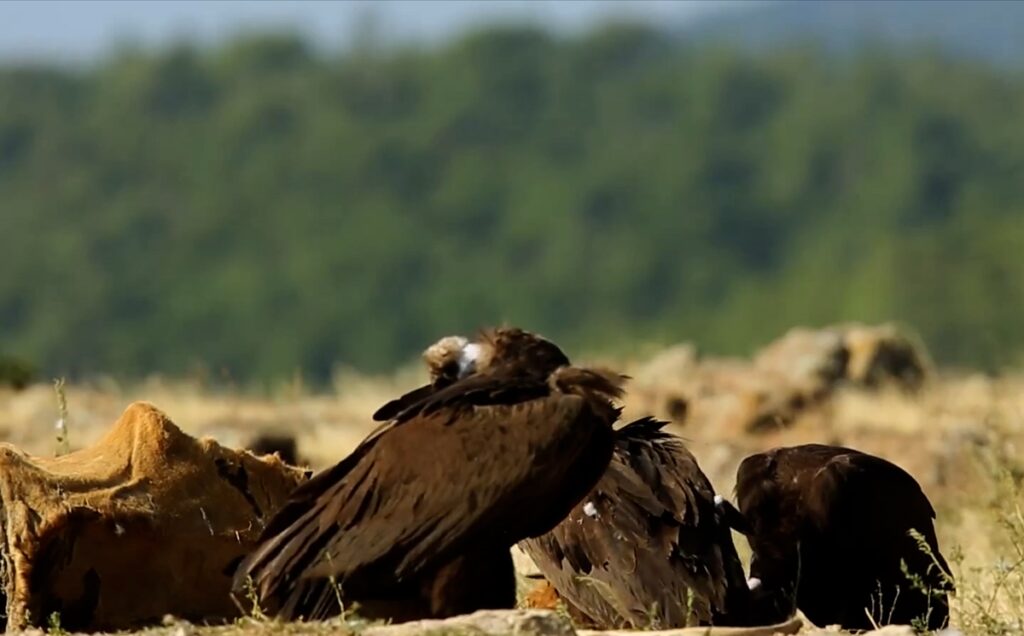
xmin=1 ymin=27 xmax=1023 ymax=382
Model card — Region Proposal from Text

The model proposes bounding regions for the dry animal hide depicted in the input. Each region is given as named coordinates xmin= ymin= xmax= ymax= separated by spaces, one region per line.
xmin=0 ymin=401 xmax=308 ymax=632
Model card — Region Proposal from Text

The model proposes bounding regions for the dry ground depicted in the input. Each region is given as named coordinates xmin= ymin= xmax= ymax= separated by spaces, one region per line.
xmin=0 ymin=341 xmax=1021 ymax=635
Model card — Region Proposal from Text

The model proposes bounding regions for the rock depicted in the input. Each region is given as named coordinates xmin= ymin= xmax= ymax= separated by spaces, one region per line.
xmin=805 ymin=625 xmax=915 ymax=636
xmin=0 ymin=401 xmax=308 ymax=631
xmin=247 ymin=432 xmax=303 ymax=466
xmin=631 ymin=343 xmax=700 ymax=384
xmin=578 ymin=615 xmax=803 ymax=635
xmin=684 ymin=359 xmax=810 ymax=436
xmin=756 ymin=323 xmax=930 ymax=394
xmin=361 ymin=609 xmax=805 ymax=636
xmin=844 ymin=323 xmax=929 ymax=391
xmin=362 ymin=609 xmax=575 ymax=636
xmin=754 ymin=326 xmax=849 ymax=394
xmin=623 ymin=324 xmax=931 ymax=439
xmin=866 ymin=627 xmax=916 ymax=636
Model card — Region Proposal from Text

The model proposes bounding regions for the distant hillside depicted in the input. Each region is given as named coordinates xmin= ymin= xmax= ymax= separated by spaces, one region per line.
xmin=2 ymin=27 xmax=1024 ymax=382
xmin=685 ymin=0 xmax=1024 ymax=65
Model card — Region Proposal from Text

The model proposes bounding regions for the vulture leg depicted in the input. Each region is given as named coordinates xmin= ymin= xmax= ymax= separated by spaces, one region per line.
xmin=278 ymin=577 xmax=429 ymax=623
xmin=349 ymin=597 xmax=432 ymax=624
xmin=348 ymin=546 xmax=517 ymax=621
xmin=744 ymin=550 xmax=800 ymax=626
xmin=426 ymin=545 xmax=516 ymax=617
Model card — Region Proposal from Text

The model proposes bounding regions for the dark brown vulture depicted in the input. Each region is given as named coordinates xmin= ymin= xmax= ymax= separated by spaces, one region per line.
xmin=519 ymin=417 xmax=758 ymax=628
xmin=232 ymin=328 xmax=625 ymax=622
xmin=733 ymin=444 xmax=953 ymax=631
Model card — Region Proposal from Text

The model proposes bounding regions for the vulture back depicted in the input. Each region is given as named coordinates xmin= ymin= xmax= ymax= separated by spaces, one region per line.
xmin=735 ymin=444 xmax=952 ymax=631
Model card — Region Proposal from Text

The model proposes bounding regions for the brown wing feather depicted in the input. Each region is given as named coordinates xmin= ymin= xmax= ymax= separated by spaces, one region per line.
xmin=520 ymin=418 xmax=751 ymax=629
xmin=371 ymin=383 xmax=436 ymax=421
xmin=234 ymin=374 xmax=613 ymax=620
xmin=806 ymin=450 xmax=952 ymax=626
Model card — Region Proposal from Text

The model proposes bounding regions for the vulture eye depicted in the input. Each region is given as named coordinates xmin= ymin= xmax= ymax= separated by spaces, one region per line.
xmin=439 ymin=361 xmax=460 ymax=379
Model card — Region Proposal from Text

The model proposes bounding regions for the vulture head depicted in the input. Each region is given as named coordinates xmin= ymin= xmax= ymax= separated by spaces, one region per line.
xmin=480 ymin=327 xmax=570 ymax=377
xmin=423 ymin=328 xmax=570 ymax=382
xmin=376 ymin=327 xmax=574 ymax=424
xmin=422 ymin=336 xmax=476 ymax=383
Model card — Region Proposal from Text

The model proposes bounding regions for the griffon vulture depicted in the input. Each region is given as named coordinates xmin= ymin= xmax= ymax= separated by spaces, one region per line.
xmin=519 ymin=417 xmax=758 ymax=628
xmin=232 ymin=328 xmax=625 ymax=622
xmin=733 ymin=444 xmax=952 ymax=630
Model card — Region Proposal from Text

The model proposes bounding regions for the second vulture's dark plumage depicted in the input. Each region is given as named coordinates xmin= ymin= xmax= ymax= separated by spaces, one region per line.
xmin=733 ymin=444 xmax=953 ymax=631
xmin=519 ymin=417 xmax=756 ymax=628
xmin=232 ymin=328 xmax=624 ymax=622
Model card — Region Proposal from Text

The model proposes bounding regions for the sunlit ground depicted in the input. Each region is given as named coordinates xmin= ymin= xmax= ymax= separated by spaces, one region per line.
xmin=1 ymin=330 xmax=1021 ymax=634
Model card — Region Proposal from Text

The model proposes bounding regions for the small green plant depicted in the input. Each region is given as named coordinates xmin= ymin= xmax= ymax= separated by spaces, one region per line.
xmin=948 ymin=458 xmax=1024 ymax=635
xmin=682 ymin=587 xmax=696 ymax=628
xmin=900 ymin=528 xmax=957 ymax=632
xmin=241 ymin=575 xmax=268 ymax=622
xmin=323 ymin=549 xmax=348 ymax=620
xmin=328 ymin=573 xmax=345 ymax=618
xmin=52 ymin=377 xmax=70 ymax=456
xmin=864 ymin=579 xmax=895 ymax=630
xmin=641 ymin=599 xmax=663 ymax=629
xmin=47 ymin=611 xmax=66 ymax=635
xmin=341 ymin=600 xmax=368 ymax=627
xmin=908 ymin=528 xmax=957 ymax=591
xmin=550 ymin=596 xmax=574 ymax=625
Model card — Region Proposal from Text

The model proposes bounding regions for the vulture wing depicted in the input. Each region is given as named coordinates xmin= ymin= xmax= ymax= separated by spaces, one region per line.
xmin=808 ymin=449 xmax=951 ymax=584
xmin=520 ymin=418 xmax=749 ymax=628
xmin=736 ymin=444 xmax=951 ymax=630
xmin=808 ymin=449 xmax=936 ymax=526
xmin=234 ymin=372 xmax=611 ymax=620
xmin=371 ymin=383 xmax=435 ymax=421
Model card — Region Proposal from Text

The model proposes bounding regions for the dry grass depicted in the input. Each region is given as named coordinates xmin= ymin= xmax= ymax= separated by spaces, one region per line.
xmin=1 ymin=344 xmax=1022 ymax=635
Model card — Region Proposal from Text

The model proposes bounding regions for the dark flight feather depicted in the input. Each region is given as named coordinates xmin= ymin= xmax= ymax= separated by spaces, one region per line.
xmin=371 ymin=382 xmax=437 ymax=422
xmin=520 ymin=417 xmax=754 ymax=629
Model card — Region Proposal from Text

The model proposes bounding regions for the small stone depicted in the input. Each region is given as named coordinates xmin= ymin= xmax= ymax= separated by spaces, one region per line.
xmin=362 ymin=609 xmax=574 ymax=636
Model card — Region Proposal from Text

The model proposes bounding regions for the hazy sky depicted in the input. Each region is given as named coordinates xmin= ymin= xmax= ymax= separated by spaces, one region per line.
xmin=0 ymin=1 xmax=757 ymax=62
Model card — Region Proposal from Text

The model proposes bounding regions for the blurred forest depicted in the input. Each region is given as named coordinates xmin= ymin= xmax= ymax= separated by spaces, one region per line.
xmin=2 ymin=25 xmax=1023 ymax=382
